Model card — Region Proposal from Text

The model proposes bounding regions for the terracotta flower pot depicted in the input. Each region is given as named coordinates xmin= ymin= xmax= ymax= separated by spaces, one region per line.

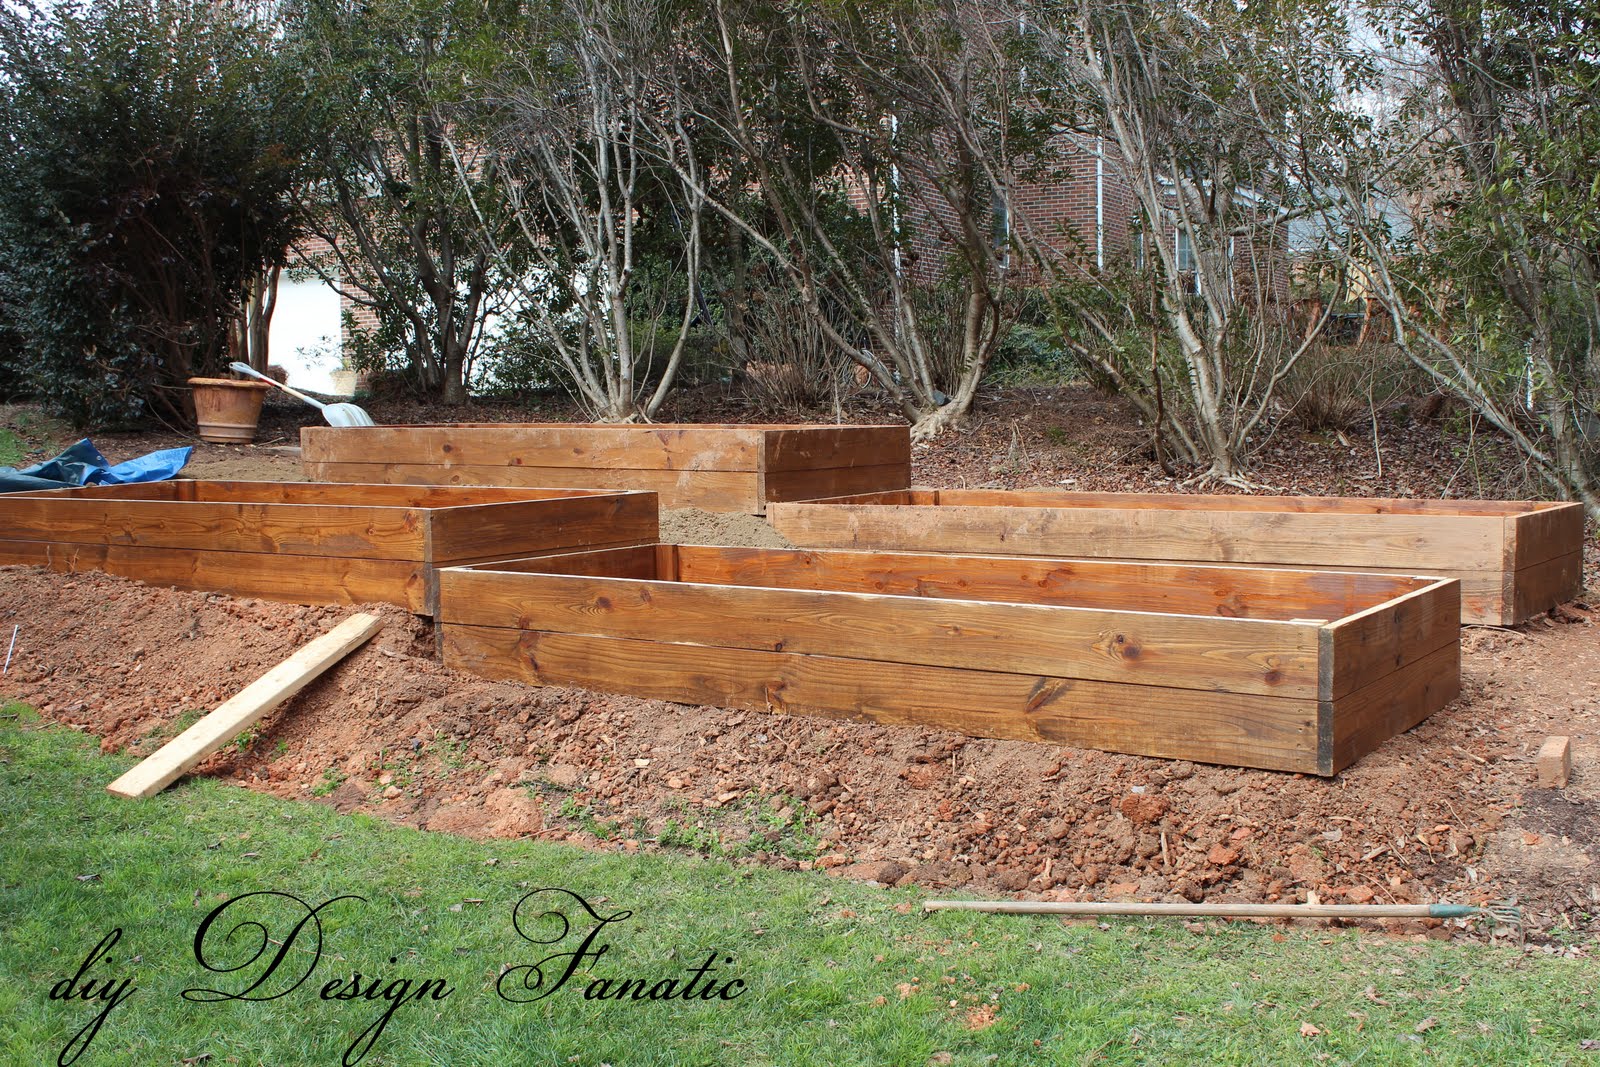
xmin=188 ymin=377 xmax=272 ymax=443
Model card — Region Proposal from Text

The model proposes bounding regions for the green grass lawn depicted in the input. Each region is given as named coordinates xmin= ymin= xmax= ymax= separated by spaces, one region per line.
xmin=0 ymin=404 xmax=73 ymax=467
xmin=2 ymin=704 xmax=1596 ymax=1066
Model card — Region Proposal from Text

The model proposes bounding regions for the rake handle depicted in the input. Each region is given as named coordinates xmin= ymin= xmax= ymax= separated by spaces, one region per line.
xmin=228 ymin=361 xmax=327 ymax=411
xmin=922 ymin=900 xmax=1484 ymax=920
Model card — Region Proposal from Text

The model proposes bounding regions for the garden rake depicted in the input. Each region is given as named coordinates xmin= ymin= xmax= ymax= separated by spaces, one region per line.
xmin=923 ymin=898 xmax=1525 ymax=932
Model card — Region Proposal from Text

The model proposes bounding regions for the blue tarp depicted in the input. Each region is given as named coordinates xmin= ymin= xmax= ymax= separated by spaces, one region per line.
xmin=0 ymin=438 xmax=193 ymax=494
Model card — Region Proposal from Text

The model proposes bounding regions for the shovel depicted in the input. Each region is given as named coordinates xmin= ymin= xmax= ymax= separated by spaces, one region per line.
xmin=228 ymin=362 xmax=375 ymax=427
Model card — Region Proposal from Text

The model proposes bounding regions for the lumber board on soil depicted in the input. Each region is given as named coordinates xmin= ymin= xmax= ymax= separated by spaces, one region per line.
xmin=925 ymin=488 xmax=1551 ymax=515
xmin=770 ymin=501 xmax=1503 ymax=569
xmin=438 ymin=624 xmax=1324 ymax=773
xmin=454 ymin=544 xmax=663 ymax=579
xmin=107 ymin=613 xmax=384 ymax=798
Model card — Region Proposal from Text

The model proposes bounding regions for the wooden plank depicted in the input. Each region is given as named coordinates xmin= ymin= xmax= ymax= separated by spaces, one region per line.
xmin=762 ymin=426 xmax=911 ymax=472
xmin=670 ymin=545 xmax=1427 ymax=622
xmin=421 ymin=541 xmax=658 ymax=616
xmin=1507 ymin=502 xmax=1586 ymax=572
xmin=761 ymin=462 xmax=913 ymax=507
xmin=0 ymin=497 xmax=428 ymax=560
xmin=437 ymin=549 xmax=612 ymax=580
xmin=10 ymin=481 xmax=596 ymax=507
xmin=302 ymin=425 xmax=767 ymax=471
xmin=0 ymin=541 xmax=428 ymax=610
xmin=763 ymin=501 xmax=1505 ymax=570
xmin=767 ymin=502 xmax=1515 ymax=623
xmin=305 ymin=461 xmax=763 ymax=513
xmin=1319 ymin=578 xmax=1459 ymax=700
xmin=1326 ymin=641 xmax=1460 ymax=774
xmin=930 ymin=488 xmax=1547 ymax=516
xmin=1510 ymin=550 xmax=1585 ymax=625
xmin=438 ymin=625 xmax=1322 ymax=773
xmin=1459 ymin=571 xmax=1516 ymax=627
xmin=438 ymin=544 xmax=663 ymax=579
xmin=772 ymin=489 xmax=927 ymax=507
xmin=423 ymin=491 xmax=658 ymax=564
xmin=107 ymin=614 xmax=384 ymax=798
xmin=10 ymin=482 xmax=193 ymax=502
xmin=436 ymin=567 xmax=1323 ymax=697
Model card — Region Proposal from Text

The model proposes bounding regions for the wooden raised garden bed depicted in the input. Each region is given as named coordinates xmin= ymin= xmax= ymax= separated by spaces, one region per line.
xmin=0 ymin=481 xmax=656 ymax=613
xmin=767 ymin=489 xmax=1585 ymax=626
xmin=437 ymin=545 xmax=1461 ymax=774
xmin=301 ymin=423 xmax=911 ymax=513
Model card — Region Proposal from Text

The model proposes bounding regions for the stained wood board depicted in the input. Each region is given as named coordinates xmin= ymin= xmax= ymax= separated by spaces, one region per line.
xmin=304 ymin=462 xmax=765 ymax=513
xmin=437 ymin=566 xmax=1325 ymax=697
xmin=0 ymin=540 xmax=429 ymax=611
xmin=107 ymin=613 xmax=384 ymax=798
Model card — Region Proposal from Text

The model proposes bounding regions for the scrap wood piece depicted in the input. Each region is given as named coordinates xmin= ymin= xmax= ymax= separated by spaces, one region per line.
xmin=106 ymin=612 xmax=384 ymax=799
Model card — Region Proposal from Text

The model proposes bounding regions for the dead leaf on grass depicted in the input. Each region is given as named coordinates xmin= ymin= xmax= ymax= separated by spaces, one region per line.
xmin=1299 ymin=1022 xmax=1322 ymax=1038
xmin=1415 ymin=1016 xmax=1439 ymax=1033
xmin=964 ymin=1004 xmax=999 ymax=1031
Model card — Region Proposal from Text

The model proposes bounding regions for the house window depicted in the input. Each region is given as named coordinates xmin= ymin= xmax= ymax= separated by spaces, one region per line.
xmin=1176 ymin=230 xmax=1196 ymax=272
xmin=991 ymin=187 xmax=1011 ymax=270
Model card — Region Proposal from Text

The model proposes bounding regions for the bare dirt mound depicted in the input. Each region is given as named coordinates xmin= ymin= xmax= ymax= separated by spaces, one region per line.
xmin=3 ymin=565 xmax=1596 ymax=943
xmin=660 ymin=507 xmax=795 ymax=548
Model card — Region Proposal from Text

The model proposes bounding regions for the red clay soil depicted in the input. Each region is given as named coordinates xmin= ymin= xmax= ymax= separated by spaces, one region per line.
xmin=2 ymin=566 xmax=1595 ymax=944
xmin=5 ymin=383 xmax=1597 ymax=945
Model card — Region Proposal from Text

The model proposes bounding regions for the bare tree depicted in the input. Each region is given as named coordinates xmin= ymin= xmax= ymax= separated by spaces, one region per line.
xmin=286 ymin=0 xmax=521 ymax=403
xmin=1335 ymin=0 xmax=1599 ymax=510
xmin=660 ymin=0 xmax=1029 ymax=439
xmin=459 ymin=0 xmax=706 ymax=421
xmin=1013 ymin=0 xmax=1359 ymax=484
